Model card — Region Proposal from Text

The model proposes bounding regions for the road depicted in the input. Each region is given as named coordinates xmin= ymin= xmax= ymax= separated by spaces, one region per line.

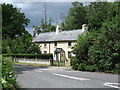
xmin=15 ymin=65 xmax=119 ymax=89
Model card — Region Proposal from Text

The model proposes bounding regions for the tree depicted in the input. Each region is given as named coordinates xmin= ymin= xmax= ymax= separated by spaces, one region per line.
xmin=72 ymin=2 xmax=120 ymax=73
xmin=61 ymin=1 xmax=87 ymax=30
xmin=88 ymin=2 xmax=110 ymax=30
xmin=2 ymin=3 xmax=30 ymax=39
xmin=2 ymin=3 xmax=41 ymax=54
xmin=33 ymin=25 xmax=41 ymax=37
xmin=33 ymin=17 xmax=56 ymax=34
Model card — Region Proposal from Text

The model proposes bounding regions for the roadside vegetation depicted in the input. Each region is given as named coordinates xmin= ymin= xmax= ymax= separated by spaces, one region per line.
xmin=2 ymin=57 xmax=19 ymax=89
xmin=65 ymin=2 xmax=120 ymax=74
xmin=1 ymin=3 xmax=42 ymax=89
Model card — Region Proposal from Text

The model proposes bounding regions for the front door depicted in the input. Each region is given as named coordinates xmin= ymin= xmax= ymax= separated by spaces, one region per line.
xmin=56 ymin=53 xmax=59 ymax=62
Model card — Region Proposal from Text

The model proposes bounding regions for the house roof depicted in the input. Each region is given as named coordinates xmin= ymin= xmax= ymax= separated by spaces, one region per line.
xmin=32 ymin=29 xmax=84 ymax=43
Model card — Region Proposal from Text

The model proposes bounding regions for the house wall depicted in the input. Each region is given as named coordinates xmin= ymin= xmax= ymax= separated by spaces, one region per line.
xmin=37 ymin=41 xmax=76 ymax=66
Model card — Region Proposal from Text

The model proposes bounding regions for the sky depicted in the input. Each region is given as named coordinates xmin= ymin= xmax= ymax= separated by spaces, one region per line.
xmin=0 ymin=0 xmax=116 ymax=35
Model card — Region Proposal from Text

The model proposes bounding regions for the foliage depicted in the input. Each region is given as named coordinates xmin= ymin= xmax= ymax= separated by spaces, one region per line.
xmin=2 ymin=3 xmax=30 ymax=39
xmin=33 ymin=18 xmax=56 ymax=36
xmin=3 ymin=53 xmax=53 ymax=59
xmin=71 ymin=2 xmax=120 ymax=74
xmin=2 ymin=3 xmax=41 ymax=54
xmin=53 ymin=61 xmax=65 ymax=66
xmin=2 ymin=34 xmax=41 ymax=54
xmin=2 ymin=57 xmax=19 ymax=89
xmin=61 ymin=1 xmax=87 ymax=30
xmin=88 ymin=2 xmax=110 ymax=30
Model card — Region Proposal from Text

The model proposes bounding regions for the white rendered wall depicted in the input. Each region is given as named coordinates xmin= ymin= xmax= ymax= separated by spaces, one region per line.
xmin=38 ymin=41 xmax=76 ymax=65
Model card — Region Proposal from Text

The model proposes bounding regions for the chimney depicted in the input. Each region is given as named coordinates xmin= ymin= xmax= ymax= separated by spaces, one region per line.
xmin=56 ymin=25 xmax=61 ymax=34
xmin=82 ymin=24 xmax=88 ymax=33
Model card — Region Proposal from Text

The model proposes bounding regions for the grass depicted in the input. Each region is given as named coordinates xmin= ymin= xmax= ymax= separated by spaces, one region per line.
xmin=53 ymin=61 xmax=65 ymax=66
xmin=14 ymin=62 xmax=71 ymax=67
xmin=14 ymin=62 xmax=50 ymax=67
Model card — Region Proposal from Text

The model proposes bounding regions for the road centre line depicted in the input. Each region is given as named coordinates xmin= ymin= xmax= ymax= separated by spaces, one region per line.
xmin=104 ymin=82 xmax=120 ymax=89
xmin=52 ymin=73 xmax=90 ymax=81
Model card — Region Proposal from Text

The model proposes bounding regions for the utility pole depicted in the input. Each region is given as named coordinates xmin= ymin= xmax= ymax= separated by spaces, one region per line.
xmin=87 ymin=1 xmax=90 ymax=30
xmin=44 ymin=2 xmax=47 ymax=31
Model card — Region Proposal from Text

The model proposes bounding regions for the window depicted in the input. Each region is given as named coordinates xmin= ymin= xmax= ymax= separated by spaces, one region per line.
xmin=44 ymin=51 xmax=47 ymax=54
xmin=68 ymin=42 xmax=71 ymax=46
xmin=54 ymin=42 xmax=57 ymax=46
xmin=44 ymin=43 xmax=47 ymax=47
xmin=68 ymin=51 xmax=72 ymax=58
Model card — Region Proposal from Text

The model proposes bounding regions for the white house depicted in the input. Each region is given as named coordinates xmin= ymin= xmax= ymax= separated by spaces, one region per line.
xmin=32 ymin=24 xmax=88 ymax=66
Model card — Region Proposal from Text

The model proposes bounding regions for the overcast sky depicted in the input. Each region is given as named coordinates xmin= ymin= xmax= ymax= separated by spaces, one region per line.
xmin=0 ymin=0 xmax=115 ymax=35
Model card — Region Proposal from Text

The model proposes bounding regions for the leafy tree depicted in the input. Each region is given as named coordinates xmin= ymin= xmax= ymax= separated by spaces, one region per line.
xmin=2 ymin=34 xmax=41 ymax=54
xmin=88 ymin=2 xmax=111 ymax=30
xmin=33 ymin=25 xmax=41 ymax=37
xmin=72 ymin=2 xmax=120 ymax=74
xmin=2 ymin=3 xmax=41 ymax=54
xmin=33 ymin=18 xmax=56 ymax=35
xmin=2 ymin=3 xmax=30 ymax=39
xmin=61 ymin=1 xmax=87 ymax=30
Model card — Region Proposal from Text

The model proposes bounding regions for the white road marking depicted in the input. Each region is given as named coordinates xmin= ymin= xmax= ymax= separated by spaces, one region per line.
xmin=52 ymin=73 xmax=90 ymax=81
xmin=35 ymin=70 xmax=42 ymax=72
xmin=104 ymin=82 xmax=120 ymax=89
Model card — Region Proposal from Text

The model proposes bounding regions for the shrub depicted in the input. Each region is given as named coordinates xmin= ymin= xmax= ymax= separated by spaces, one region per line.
xmin=3 ymin=54 xmax=53 ymax=59
xmin=71 ymin=57 xmax=79 ymax=70
xmin=84 ymin=65 xmax=96 ymax=72
xmin=2 ymin=57 xmax=19 ymax=89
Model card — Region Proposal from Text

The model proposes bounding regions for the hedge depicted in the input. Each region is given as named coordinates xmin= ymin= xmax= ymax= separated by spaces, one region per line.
xmin=3 ymin=54 xmax=53 ymax=59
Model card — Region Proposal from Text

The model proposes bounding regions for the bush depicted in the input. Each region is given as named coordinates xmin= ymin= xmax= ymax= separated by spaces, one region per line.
xmin=84 ymin=65 xmax=96 ymax=72
xmin=2 ymin=57 xmax=19 ymax=89
xmin=71 ymin=57 xmax=79 ymax=70
xmin=78 ymin=63 xmax=86 ymax=71
xmin=3 ymin=54 xmax=53 ymax=59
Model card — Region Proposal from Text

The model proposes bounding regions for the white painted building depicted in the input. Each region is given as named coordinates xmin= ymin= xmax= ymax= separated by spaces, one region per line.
xmin=32 ymin=24 xmax=88 ymax=66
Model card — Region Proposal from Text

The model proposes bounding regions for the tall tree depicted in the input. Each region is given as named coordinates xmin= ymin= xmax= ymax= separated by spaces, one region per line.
xmin=2 ymin=3 xmax=41 ymax=54
xmin=72 ymin=2 xmax=120 ymax=73
xmin=2 ymin=3 xmax=30 ymax=39
xmin=88 ymin=2 xmax=110 ymax=30
xmin=62 ymin=1 xmax=87 ymax=30
xmin=33 ymin=17 xmax=56 ymax=35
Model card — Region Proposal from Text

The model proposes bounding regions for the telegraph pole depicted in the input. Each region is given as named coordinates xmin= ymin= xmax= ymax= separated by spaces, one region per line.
xmin=87 ymin=1 xmax=90 ymax=30
xmin=44 ymin=2 xmax=47 ymax=31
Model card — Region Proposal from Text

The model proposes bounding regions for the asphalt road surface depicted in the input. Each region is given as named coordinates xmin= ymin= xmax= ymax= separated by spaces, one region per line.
xmin=15 ymin=65 xmax=119 ymax=89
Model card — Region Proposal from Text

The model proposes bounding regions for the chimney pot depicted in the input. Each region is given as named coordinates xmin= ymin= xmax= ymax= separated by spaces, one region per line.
xmin=56 ymin=25 xmax=61 ymax=34
xmin=82 ymin=24 xmax=88 ymax=32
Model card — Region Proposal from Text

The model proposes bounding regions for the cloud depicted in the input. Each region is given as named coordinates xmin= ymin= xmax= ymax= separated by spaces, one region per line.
xmin=13 ymin=2 xmax=32 ymax=9
xmin=7 ymin=2 xmax=71 ymax=35
xmin=1 ymin=0 xmax=115 ymax=35
xmin=0 ymin=0 xmax=116 ymax=3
